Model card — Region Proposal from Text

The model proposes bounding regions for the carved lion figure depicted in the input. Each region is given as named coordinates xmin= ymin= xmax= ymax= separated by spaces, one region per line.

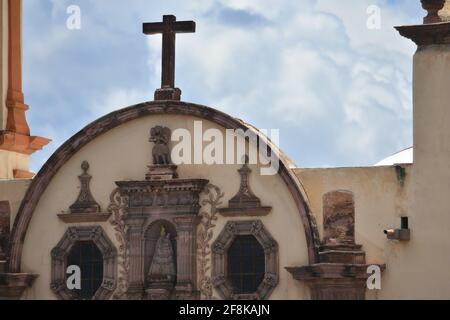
xmin=149 ymin=126 xmax=172 ymax=165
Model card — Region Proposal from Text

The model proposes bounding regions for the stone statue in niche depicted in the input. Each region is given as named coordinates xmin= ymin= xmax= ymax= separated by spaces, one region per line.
xmin=147 ymin=226 xmax=176 ymax=285
xmin=323 ymin=191 xmax=355 ymax=245
xmin=150 ymin=126 xmax=172 ymax=165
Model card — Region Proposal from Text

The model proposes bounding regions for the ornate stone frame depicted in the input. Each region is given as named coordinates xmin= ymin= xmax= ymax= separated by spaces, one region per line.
xmin=212 ymin=220 xmax=278 ymax=300
xmin=50 ymin=226 xmax=117 ymax=300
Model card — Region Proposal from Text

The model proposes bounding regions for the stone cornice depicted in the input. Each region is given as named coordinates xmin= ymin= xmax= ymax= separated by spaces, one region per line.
xmin=0 ymin=131 xmax=50 ymax=155
xmin=286 ymin=263 xmax=385 ymax=281
xmin=395 ymin=21 xmax=450 ymax=46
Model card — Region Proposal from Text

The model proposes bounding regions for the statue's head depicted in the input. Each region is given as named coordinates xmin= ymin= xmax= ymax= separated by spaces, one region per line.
xmin=150 ymin=126 xmax=171 ymax=145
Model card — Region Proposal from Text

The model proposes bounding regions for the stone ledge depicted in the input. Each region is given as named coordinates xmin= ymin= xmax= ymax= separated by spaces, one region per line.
xmin=0 ymin=131 xmax=51 ymax=155
xmin=286 ymin=263 xmax=386 ymax=300
xmin=396 ymin=21 xmax=450 ymax=46
xmin=0 ymin=273 xmax=38 ymax=299
xmin=218 ymin=206 xmax=272 ymax=217
xmin=286 ymin=263 xmax=386 ymax=280
xmin=58 ymin=212 xmax=112 ymax=223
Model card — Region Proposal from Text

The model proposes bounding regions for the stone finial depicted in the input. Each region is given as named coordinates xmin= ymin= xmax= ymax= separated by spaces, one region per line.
xmin=69 ymin=161 xmax=101 ymax=214
xmin=228 ymin=157 xmax=262 ymax=209
xmin=0 ymin=201 xmax=11 ymax=263
xmin=421 ymin=0 xmax=446 ymax=24
xmin=218 ymin=156 xmax=272 ymax=217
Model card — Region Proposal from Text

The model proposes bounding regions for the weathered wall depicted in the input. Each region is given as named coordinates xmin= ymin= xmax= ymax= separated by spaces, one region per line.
xmin=296 ymin=166 xmax=413 ymax=299
xmin=20 ymin=114 xmax=310 ymax=300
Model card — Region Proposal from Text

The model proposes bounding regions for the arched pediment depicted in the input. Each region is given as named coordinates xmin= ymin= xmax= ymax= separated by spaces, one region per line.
xmin=9 ymin=100 xmax=320 ymax=274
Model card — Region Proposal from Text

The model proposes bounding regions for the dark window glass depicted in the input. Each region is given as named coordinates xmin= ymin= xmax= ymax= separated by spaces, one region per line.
xmin=67 ymin=241 xmax=103 ymax=300
xmin=227 ymin=235 xmax=265 ymax=294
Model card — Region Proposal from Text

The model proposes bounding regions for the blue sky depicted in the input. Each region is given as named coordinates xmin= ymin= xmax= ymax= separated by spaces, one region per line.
xmin=22 ymin=0 xmax=423 ymax=171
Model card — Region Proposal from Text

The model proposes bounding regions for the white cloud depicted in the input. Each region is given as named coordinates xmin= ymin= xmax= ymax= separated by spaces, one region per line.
xmin=91 ymin=88 xmax=149 ymax=118
xmin=23 ymin=0 xmax=419 ymax=169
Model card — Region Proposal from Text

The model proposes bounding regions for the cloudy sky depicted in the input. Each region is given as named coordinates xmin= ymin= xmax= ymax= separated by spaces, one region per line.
xmin=22 ymin=0 xmax=422 ymax=171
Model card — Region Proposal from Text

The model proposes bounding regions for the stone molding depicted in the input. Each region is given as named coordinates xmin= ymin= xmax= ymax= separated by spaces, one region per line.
xmin=0 ymin=131 xmax=50 ymax=155
xmin=211 ymin=220 xmax=279 ymax=300
xmin=50 ymin=226 xmax=117 ymax=300
xmin=396 ymin=22 xmax=450 ymax=46
xmin=286 ymin=263 xmax=386 ymax=300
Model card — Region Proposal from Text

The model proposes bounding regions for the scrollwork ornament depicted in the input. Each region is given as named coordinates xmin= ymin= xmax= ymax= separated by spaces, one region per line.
xmin=108 ymin=188 xmax=130 ymax=299
xmin=197 ymin=184 xmax=224 ymax=300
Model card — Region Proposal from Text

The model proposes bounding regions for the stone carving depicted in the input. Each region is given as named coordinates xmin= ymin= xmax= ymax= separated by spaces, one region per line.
xmin=319 ymin=190 xmax=365 ymax=265
xmin=69 ymin=161 xmax=101 ymax=214
xmin=323 ymin=191 xmax=355 ymax=245
xmin=147 ymin=227 xmax=176 ymax=285
xmin=218 ymin=159 xmax=271 ymax=217
xmin=211 ymin=220 xmax=279 ymax=300
xmin=150 ymin=126 xmax=172 ymax=165
xmin=197 ymin=184 xmax=224 ymax=300
xmin=147 ymin=126 xmax=178 ymax=180
xmin=108 ymin=188 xmax=130 ymax=300
xmin=111 ymin=166 xmax=209 ymax=299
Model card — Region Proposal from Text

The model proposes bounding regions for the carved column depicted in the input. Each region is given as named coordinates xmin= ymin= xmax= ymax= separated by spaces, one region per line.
xmin=125 ymin=216 xmax=145 ymax=299
xmin=174 ymin=215 xmax=200 ymax=299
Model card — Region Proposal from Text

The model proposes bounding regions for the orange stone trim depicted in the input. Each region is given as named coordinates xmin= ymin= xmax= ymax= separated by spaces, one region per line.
xmin=5 ymin=0 xmax=29 ymax=135
xmin=0 ymin=131 xmax=50 ymax=155
xmin=13 ymin=169 xmax=35 ymax=179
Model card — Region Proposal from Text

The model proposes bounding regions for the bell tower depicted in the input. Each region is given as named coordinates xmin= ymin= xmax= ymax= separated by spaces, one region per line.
xmin=0 ymin=0 xmax=50 ymax=180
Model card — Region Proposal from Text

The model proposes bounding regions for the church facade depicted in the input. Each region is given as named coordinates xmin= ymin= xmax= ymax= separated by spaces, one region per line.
xmin=1 ymin=0 xmax=450 ymax=300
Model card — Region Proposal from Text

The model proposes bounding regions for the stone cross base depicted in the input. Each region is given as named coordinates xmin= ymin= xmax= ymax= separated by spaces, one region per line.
xmin=154 ymin=87 xmax=182 ymax=101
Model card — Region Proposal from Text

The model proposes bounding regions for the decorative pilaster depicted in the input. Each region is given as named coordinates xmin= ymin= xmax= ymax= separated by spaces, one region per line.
xmin=124 ymin=217 xmax=146 ymax=299
xmin=174 ymin=215 xmax=200 ymax=299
